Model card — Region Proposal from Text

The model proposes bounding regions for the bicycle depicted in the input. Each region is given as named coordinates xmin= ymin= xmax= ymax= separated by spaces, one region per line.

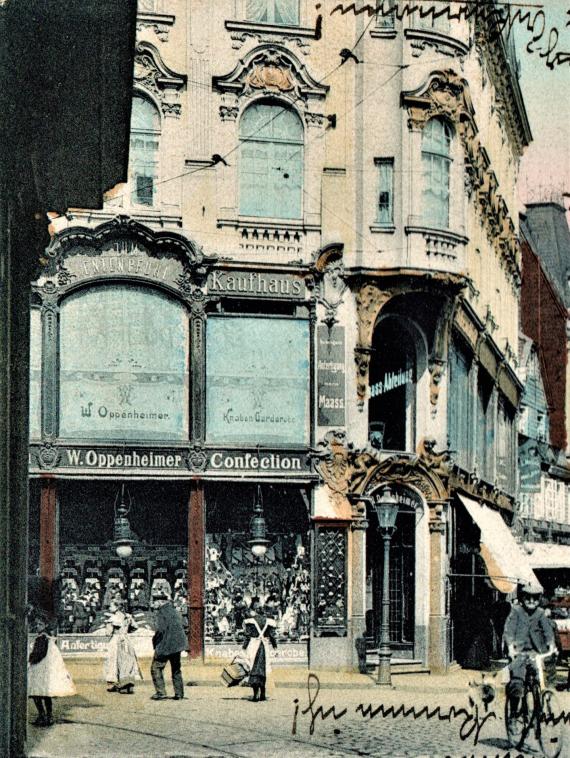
xmin=504 ymin=651 xmax=565 ymax=758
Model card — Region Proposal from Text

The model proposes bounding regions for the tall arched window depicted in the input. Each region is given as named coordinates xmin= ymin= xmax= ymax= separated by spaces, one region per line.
xmin=239 ymin=102 xmax=303 ymax=219
xmin=130 ymin=96 xmax=160 ymax=207
xmin=246 ymin=0 xmax=299 ymax=25
xmin=421 ymin=118 xmax=453 ymax=229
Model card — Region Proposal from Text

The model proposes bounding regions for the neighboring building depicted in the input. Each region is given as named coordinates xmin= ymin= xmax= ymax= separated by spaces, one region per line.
xmin=30 ymin=2 xmax=536 ymax=673
xmin=517 ymin=211 xmax=570 ymax=594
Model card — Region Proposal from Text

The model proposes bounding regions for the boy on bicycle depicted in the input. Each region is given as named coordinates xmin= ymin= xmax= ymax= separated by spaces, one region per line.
xmin=503 ymin=582 xmax=557 ymax=703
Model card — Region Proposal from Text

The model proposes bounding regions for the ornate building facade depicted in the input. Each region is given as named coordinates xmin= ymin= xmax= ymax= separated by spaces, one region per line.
xmin=30 ymin=1 xmax=536 ymax=672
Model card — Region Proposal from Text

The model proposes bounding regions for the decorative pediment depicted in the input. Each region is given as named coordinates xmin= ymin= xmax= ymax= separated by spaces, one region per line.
xmin=39 ymin=215 xmax=215 ymax=286
xmin=350 ymin=451 xmax=449 ymax=504
xmin=213 ymin=44 xmax=328 ymax=104
xmin=134 ymin=41 xmax=186 ymax=116
xmin=402 ymin=68 xmax=476 ymax=133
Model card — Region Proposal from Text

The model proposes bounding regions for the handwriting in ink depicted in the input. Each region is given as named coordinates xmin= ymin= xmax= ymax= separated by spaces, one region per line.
xmin=327 ymin=1 xmax=570 ymax=69
xmin=292 ymin=673 xmax=495 ymax=745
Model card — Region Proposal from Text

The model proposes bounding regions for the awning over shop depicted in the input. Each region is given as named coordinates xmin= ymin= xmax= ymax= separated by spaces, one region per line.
xmin=458 ymin=494 xmax=542 ymax=594
xmin=525 ymin=542 xmax=570 ymax=570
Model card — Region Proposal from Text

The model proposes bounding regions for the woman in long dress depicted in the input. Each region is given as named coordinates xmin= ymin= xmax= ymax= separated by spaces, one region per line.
xmin=104 ymin=604 xmax=142 ymax=694
xmin=242 ymin=599 xmax=277 ymax=702
xmin=28 ymin=615 xmax=76 ymax=726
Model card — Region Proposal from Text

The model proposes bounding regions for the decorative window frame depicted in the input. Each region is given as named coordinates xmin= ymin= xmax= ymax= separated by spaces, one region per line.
xmin=402 ymin=70 xmax=521 ymax=291
xmin=134 ymin=41 xmax=187 ymax=119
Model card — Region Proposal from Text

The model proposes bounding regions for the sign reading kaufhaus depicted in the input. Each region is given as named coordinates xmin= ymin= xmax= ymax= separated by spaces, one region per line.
xmin=29 ymin=445 xmax=311 ymax=474
xmin=207 ymin=270 xmax=306 ymax=299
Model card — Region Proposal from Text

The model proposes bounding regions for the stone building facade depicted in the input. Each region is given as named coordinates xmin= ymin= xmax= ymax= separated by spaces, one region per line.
xmin=30 ymin=1 xmax=536 ymax=672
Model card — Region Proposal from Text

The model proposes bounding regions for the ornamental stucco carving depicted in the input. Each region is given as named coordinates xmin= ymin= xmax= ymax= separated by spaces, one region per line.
xmin=213 ymin=44 xmax=328 ymax=124
xmin=134 ymin=42 xmax=186 ymax=114
xmin=402 ymin=70 xmax=520 ymax=289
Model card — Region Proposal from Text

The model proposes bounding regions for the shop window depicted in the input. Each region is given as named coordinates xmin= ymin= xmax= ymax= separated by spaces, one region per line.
xmin=59 ymin=284 xmax=189 ymax=441
xmin=239 ymin=102 xmax=303 ymax=219
xmin=206 ymin=315 xmax=310 ymax=445
xmin=129 ymin=96 xmax=160 ymax=207
xmin=475 ymin=371 xmax=494 ymax=481
xmin=448 ymin=339 xmax=473 ymax=470
xmin=496 ymin=397 xmax=516 ymax=493
xmin=422 ymin=118 xmax=453 ymax=229
xmin=368 ymin=316 xmax=417 ymax=452
xmin=30 ymin=307 xmax=42 ymax=440
xmin=375 ymin=158 xmax=394 ymax=225
xmin=246 ymin=0 xmax=299 ymax=25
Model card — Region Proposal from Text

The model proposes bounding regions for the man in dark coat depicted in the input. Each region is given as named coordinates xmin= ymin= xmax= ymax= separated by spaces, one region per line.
xmin=503 ymin=583 xmax=557 ymax=703
xmin=150 ymin=590 xmax=188 ymax=700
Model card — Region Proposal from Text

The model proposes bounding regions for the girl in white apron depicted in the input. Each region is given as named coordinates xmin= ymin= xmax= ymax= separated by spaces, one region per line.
xmin=242 ymin=599 xmax=278 ymax=701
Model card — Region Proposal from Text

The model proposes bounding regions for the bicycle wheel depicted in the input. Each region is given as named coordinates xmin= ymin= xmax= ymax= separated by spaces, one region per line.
xmin=505 ymin=694 xmax=528 ymax=749
xmin=539 ymin=689 xmax=565 ymax=758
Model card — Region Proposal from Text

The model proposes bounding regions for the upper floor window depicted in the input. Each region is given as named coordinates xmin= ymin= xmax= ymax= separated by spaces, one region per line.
xmin=239 ymin=102 xmax=303 ymax=219
xmin=375 ymin=158 xmax=394 ymax=226
xmin=376 ymin=7 xmax=395 ymax=29
xmin=422 ymin=118 xmax=453 ymax=229
xmin=130 ymin=96 xmax=160 ymax=208
xmin=246 ymin=0 xmax=299 ymax=25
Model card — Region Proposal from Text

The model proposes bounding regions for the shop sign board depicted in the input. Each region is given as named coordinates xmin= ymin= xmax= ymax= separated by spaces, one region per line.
xmin=206 ymin=316 xmax=310 ymax=446
xmin=317 ymin=325 xmax=345 ymax=426
xmin=205 ymin=642 xmax=307 ymax=666
xmin=369 ymin=367 xmax=414 ymax=398
xmin=63 ymin=239 xmax=184 ymax=288
xmin=30 ymin=633 xmax=155 ymax=657
xmin=519 ymin=439 xmax=542 ymax=493
xmin=207 ymin=270 xmax=306 ymax=299
xmin=29 ymin=445 xmax=311 ymax=474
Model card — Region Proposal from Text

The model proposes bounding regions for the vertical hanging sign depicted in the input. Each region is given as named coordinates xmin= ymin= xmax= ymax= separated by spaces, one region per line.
xmin=317 ymin=325 xmax=345 ymax=426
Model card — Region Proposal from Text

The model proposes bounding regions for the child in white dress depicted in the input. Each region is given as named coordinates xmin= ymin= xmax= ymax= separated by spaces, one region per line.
xmin=28 ymin=615 xmax=76 ymax=726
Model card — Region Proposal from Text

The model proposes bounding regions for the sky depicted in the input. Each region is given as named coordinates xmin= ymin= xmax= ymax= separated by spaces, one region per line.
xmin=514 ymin=0 xmax=570 ymax=206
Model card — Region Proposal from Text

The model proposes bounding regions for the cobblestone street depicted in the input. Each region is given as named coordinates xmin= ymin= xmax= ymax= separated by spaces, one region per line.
xmin=25 ymin=662 xmax=570 ymax=757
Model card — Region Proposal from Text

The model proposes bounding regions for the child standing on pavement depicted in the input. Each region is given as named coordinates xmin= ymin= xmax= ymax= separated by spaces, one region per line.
xmin=28 ymin=613 xmax=76 ymax=726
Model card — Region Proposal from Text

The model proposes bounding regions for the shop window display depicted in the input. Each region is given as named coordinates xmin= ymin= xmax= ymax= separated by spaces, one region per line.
xmin=56 ymin=548 xmax=188 ymax=634
xmin=204 ymin=532 xmax=310 ymax=643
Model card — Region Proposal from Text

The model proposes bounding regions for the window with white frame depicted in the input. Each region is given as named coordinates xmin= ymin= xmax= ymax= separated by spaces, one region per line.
xmin=129 ymin=96 xmax=160 ymax=208
xmin=375 ymin=158 xmax=394 ymax=225
xmin=239 ymin=101 xmax=303 ymax=219
xmin=421 ymin=118 xmax=453 ymax=229
xmin=246 ymin=0 xmax=299 ymax=25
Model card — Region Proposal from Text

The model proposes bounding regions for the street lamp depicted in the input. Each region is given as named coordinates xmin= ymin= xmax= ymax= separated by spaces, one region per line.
xmin=372 ymin=486 xmax=399 ymax=686
xmin=113 ymin=483 xmax=134 ymax=559
xmin=248 ymin=486 xmax=270 ymax=558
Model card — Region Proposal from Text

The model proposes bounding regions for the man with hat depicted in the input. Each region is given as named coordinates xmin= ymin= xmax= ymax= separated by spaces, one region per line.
xmin=150 ymin=588 xmax=187 ymax=700
xmin=503 ymin=582 xmax=557 ymax=705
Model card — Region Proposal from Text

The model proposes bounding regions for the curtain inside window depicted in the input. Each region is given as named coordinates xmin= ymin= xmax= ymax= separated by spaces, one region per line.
xmin=246 ymin=0 xmax=299 ymax=25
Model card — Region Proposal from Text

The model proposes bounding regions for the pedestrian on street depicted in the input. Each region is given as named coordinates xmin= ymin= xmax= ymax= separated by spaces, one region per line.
xmin=150 ymin=589 xmax=187 ymax=700
xmin=28 ymin=612 xmax=76 ymax=727
xmin=104 ymin=602 xmax=142 ymax=694
xmin=242 ymin=598 xmax=277 ymax=702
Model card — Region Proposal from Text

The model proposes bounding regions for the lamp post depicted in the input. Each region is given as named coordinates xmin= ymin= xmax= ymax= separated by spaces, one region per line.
xmin=372 ymin=486 xmax=399 ymax=686
xmin=113 ymin=483 xmax=134 ymax=559
xmin=248 ymin=486 xmax=270 ymax=559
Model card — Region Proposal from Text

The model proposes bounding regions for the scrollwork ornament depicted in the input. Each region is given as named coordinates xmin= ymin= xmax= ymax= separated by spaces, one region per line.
xmin=38 ymin=442 xmax=60 ymax=470
xmin=186 ymin=443 xmax=207 ymax=472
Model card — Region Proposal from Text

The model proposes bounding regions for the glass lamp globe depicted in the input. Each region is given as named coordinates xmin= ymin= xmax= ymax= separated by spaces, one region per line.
xmin=115 ymin=542 xmax=133 ymax=559
xmin=251 ymin=542 xmax=268 ymax=558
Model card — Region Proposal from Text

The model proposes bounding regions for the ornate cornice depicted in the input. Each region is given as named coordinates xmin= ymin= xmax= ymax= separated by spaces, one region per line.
xmin=402 ymin=69 xmax=521 ymax=290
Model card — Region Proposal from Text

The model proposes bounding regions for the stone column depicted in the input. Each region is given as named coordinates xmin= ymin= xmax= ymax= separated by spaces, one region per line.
xmin=349 ymin=516 xmax=368 ymax=670
xmin=39 ymin=478 xmax=59 ymax=617
xmin=428 ymin=501 xmax=449 ymax=673
xmin=188 ymin=477 xmax=205 ymax=660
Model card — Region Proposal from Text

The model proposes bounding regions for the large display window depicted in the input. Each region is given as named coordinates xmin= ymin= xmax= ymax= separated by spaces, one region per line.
xmin=59 ymin=284 xmax=189 ymax=441
xmin=206 ymin=315 xmax=310 ymax=446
